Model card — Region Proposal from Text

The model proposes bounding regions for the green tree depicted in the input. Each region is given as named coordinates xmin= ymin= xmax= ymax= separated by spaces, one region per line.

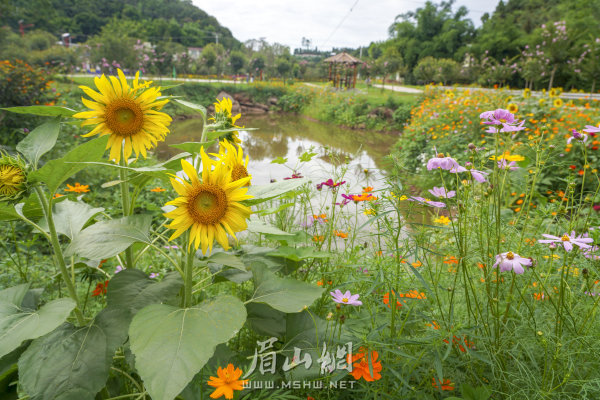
xmin=228 ymin=51 xmax=246 ymax=75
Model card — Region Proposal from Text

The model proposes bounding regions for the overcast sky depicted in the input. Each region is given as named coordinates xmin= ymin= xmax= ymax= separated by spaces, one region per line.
xmin=192 ymin=0 xmax=500 ymax=51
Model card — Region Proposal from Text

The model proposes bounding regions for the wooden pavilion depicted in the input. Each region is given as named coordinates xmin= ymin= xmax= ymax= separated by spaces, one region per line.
xmin=324 ymin=52 xmax=362 ymax=90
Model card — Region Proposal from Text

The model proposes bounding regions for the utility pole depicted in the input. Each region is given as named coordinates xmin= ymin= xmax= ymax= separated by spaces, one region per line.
xmin=214 ymin=32 xmax=219 ymax=46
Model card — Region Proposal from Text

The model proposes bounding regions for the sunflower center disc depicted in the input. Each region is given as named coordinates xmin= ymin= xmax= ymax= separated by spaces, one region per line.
xmin=105 ymin=99 xmax=144 ymax=137
xmin=231 ymin=164 xmax=249 ymax=183
xmin=188 ymin=184 xmax=228 ymax=225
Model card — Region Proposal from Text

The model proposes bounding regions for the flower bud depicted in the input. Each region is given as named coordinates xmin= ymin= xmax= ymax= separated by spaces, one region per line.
xmin=468 ymin=143 xmax=476 ymax=150
xmin=339 ymin=314 xmax=346 ymax=324
xmin=0 ymin=152 xmax=28 ymax=203
xmin=549 ymin=243 xmax=557 ymax=250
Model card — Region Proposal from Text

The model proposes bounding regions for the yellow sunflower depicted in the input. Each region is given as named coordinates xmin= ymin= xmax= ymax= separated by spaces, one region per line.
xmin=73 ymin=69 xmax=172 ymax=163
xmin=216 ymin=140 xmax=251 ymax=185
xmin=163 ymin=149 xmax=252 ymax=253
xmin=0 ymin=153 xmax=27 ymax=202
xmin=523 ymin=88 xmax=531 ymax=98
xmin=553 ymin=98 xmax=564 ymax=108
xmin=507 ymin=103 xmax=519 ymax=114
xmin=211 ymin=97 xmax=242 ymax=144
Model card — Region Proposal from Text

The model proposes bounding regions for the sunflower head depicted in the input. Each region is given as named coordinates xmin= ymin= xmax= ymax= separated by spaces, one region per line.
xmin=553 ymin=98 xmax=564 ymax=108
xmin=163 ymin=148 xmax=252 ymax=254
xmin=210 ymin=97 xmax=242 ymax=144
xmin=73 ymin=69 xmax=172 ymax=163
xmin=217 ymin=140 xmax=251 ymax=186
xmin=507 ymin=103 xmax=519 ymax=114
xmin=0 ymin=152 xmax=28 ymax=202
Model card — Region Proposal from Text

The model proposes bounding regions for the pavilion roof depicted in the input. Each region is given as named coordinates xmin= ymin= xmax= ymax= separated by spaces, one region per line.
xmin=323 ymin=52 xmax=361 ymax=64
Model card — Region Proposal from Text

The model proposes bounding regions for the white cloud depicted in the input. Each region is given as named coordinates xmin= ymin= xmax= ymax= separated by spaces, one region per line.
xmin=192 ymin=0 xmax=499 ymax=50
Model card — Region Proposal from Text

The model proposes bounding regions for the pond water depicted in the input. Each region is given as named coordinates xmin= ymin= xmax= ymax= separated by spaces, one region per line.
xmin=156 ymin=113 xmax=399 ymax=193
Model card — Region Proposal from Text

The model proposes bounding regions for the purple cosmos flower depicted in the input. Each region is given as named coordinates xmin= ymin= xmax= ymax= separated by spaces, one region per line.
xmin=317 ymin=179 xmax=346 ymax=190
xmin=449 ymin=164 xmax=488 ymax=183
xmin=566 ymin=129 xmax=588 ymax=144
xmin=149 ymin=272 xmax=159 ymax=279
xmin=583 ymin=245 xmax=600 ymax=260
xmin=498 ymin=159 xmax=519 ymax=170
xmin=538 ymin=231 xmax=594 ymax=251
xmin=480 ymin=109 xmax=516 ymax=125
xmin=427 ymin=153 xmax=461 ymax=171
xmin=330 ymin=289 xmax=362 ymax=306
xmin=407 ymin=196 xmax=446 ymax=208
xmin=480 ymin=109 xmax=525 ymax=133
xmin=284 ymin=172 xmax=303 ymax=180
xmin=493 ymin=252 xmax=532 ymax=274
xmin=583 ymin=124 xmax=600 ymax=133
xmin=114 ymin=265 xmax=123 ymax=274
xmin=428 ymin=186 xmax=456 ymax=198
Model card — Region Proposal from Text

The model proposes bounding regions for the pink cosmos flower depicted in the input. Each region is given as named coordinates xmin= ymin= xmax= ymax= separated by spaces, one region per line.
xmin=407 ymin=196 xmax=446 ymax=208
xmin=330 ymin=289 xmax=362 ymax=306
xmin=583 ymin=124 xmax=600 ymax=133
xmin=480 ymin=109 xmax=525 ymax=133
xmin=428 ymin=186 xmax=456 ymax=198
xmin=449 ymin=164 xmax=488 ymax=183
xmin=493 ymin=252 xmax=532 ymax=274
xmin=317 ymin=179 xmax=346 ymax=190
xmin=538 ymin=231 xmax=594 ymax=251
xmin=427 ymin=153 xmax=461 ymax=171
xmin=566 ymin=129 xmax=588 ymax=144
xmin=498 ymin=159 xmax=519 ymax=170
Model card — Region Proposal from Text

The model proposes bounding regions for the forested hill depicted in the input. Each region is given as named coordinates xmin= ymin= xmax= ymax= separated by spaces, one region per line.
xmin=471 ymin=0 xmax=600 ymax=60
xmin=0 ymin=0 xmax=239 ymax=48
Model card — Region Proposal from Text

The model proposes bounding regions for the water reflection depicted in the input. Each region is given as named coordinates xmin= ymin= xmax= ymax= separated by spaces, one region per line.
xmin=156 ymin=114 xmax=399 ymax=192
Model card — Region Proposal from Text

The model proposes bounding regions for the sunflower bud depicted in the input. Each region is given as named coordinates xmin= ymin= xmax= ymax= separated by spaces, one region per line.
xmin=0 ymin=152 xmax=28 ymax=203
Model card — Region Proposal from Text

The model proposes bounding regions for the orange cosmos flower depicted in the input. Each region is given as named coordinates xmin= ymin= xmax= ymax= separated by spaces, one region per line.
xmin=150 ymin=187 xmax=166 ymax=192
xmin=383 ymin=290 xmax=403 ymax=309
xmin=348 ymin=349 xmax=382 ymax=381
xmin=207 ymin=364 xmax=248 ymax=399
xmin=65 ymin=182 xmax=90 ymax=193
xmin=432 ymin=377 xmax=454 ymax=391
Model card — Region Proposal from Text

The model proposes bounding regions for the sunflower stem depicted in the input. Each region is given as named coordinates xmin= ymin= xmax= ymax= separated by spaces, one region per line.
xmin=119 ymin=148 xmax=135 ymax=269
xmin=183 ymin=239 xmax=195 ymax=308
xmin=34 ymin=186 xmax=85 ymax=326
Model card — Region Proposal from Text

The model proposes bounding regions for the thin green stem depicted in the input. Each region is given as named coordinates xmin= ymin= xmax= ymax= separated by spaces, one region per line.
xmin=119 ymin=148 xmax=135 ymax=269
xmin=34 ymin=186 xmax=85 ymax=325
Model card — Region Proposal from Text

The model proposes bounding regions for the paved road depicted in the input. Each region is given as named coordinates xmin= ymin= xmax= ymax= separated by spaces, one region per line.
xmin=371 ymin=84 xmax=423 ymax=94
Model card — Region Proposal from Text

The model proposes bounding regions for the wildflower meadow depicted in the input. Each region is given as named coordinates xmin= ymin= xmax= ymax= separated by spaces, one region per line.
xmin=1 ymin=66 xmax=599 ymax=400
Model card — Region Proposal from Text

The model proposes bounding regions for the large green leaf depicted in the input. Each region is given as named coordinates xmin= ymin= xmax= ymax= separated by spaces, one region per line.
xmin=249 ymin=264 xmax=323 ymax=313
xmin=267 ymin=246 xmax=330 ymax=262
xmin=1 ymin=105 xmax=76 ymax=117
xmin=38 ymin=199 xmax=104 ymax=239
xmin=246 ymin=302 xmax=286 ymax=338
xmin=29 ymin=136 xmax=109 ymax=193
xmin=205 ymin=251 xmax=247 ymax=271
xmin=0 ymin=298 xmax=75 ymax=358
xmin=107 ymin=269 xmax=183 ymax=313
xmin=0 ymin=194 xmax=44 ymax=222
xmin=244 ymin=178 xmax=310 ymax=206
xmin=19 ymin=323 xmax=110 ymax=400
xmin=74 ymin=152 xmax=190 ymax=184
xmin=247 ymin=218 xmax=293 ymax=236
xmin=16 ymin=119 xmax=60 ymax=168
xmin=173 ymin=99 xmax=207 ymax=119
xmin=129 ymin=296 xmax=246 ymax=400
xmin=0 ymin=284 xmax=30 ymax=306
xmin=65 ymin=214 xmax=152 ymax=259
